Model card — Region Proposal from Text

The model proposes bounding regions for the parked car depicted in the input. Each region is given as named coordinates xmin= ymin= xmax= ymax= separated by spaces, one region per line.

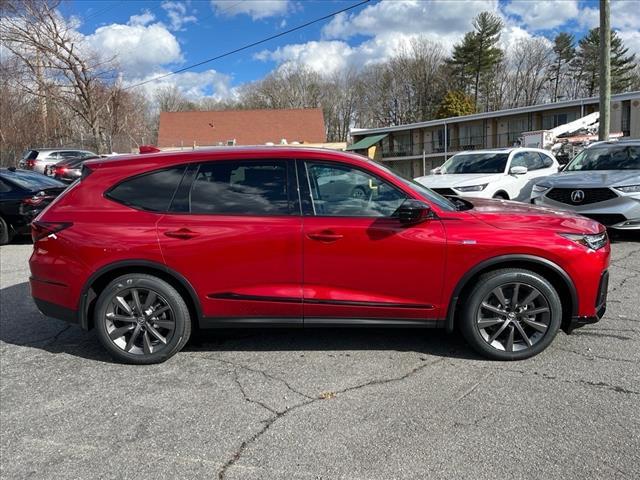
xmin=49 ymin=155 xmax=100 ymax=183
xmin=414 ymin=148 xmax=559 ymax=201
xmin=531 ymin=140 xmax=640 ymax=230
xmin=30 ymin=147 xmax=609 ymax=364
xmin=0 ymin=168 xmax=66 ymax=245
xmin=20 ymin=149 xmax=97 ymax=174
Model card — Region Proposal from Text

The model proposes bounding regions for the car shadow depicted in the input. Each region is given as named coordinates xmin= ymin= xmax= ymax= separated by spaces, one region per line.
xmin=0 ymin=281 xmax=481 ymax=363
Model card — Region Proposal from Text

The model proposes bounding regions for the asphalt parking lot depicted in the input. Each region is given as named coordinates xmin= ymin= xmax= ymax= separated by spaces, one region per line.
xmin=1 ymin=236 xmax=639 ymax=480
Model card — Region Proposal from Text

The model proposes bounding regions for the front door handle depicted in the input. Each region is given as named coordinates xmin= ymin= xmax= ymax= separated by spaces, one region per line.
xmin=164 ymin=228 xmax=199 ymax=240
xmin=307 ymin=230 xmax=344 ymax=243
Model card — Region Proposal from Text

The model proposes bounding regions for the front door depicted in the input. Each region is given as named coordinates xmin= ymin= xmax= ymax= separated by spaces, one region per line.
xmin=299 ymin=160 xmax=447 ymax=324
xmin=157 ymin=159 xmax=303 ymax=325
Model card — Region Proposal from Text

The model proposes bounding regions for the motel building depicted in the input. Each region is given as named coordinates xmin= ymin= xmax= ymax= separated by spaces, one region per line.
xmin=347 ymin=91 xmax=640 ymax=179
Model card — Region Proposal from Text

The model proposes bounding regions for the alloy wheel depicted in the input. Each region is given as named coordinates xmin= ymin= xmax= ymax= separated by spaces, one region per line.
xmin=104 ymin=287 xmax=176 ymax=355
xmin=476 ymin=282 xmax=551 ymax=352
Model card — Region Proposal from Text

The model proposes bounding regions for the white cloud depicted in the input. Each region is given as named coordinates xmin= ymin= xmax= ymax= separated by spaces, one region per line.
xmin=256 ymin=40 xmax=356 ymax=76
xmin=504 ymin=0 xmax=579 ymax=30
xmin=618 ymin=30 xmax=640 ymax=58
xmin=128 ymin=10 xmax=156 ymax=26
xmin=129 ymin=69 xmax=235 ymax=101
xmin=322 ymin=0 xmax=500 ymax=43
xmin=210 ymin=0 xmax=290 ymax=20
xmin=161 ymin=1 xmax=197 ymax=31
xmin=86 ymin=14 xmax=183 ymax=79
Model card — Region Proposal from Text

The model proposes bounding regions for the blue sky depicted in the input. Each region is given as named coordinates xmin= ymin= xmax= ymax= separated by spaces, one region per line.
xmin=59 ymin=0 xmax=640 ymax=99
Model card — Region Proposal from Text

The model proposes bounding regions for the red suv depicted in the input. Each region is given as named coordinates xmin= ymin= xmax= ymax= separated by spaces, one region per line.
xmin=29 ymin=148 xmax=610 ymax=364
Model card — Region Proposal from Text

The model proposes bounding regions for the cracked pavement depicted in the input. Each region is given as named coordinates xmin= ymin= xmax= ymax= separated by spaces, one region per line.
xmin=1 ymin=235 xmax=639 ymax=479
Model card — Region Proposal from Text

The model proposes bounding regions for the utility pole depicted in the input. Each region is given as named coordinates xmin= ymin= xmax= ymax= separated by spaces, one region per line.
xmin=598 ymin=0 xmax=610 ymax=141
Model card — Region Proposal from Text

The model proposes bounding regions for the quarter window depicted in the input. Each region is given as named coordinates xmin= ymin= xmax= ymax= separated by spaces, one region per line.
xmin=188 ymin=160 xmax=291 ymax=215
xmin=304 ymin=162 xmax=407 ymax=217
xmin=107 ymin=166 xmax=186 ymax=212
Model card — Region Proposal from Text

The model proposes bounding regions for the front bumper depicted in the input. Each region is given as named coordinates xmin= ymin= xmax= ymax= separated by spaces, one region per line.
xmin=532 ymin=190 xmax=640 ymax=230
xmin=564 ymin=270 xmax=608 ymax=334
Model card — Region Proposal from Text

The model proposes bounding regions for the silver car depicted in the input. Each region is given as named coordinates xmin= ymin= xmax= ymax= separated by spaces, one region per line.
xmin=20 ymin=149 xmax=97 ymax=174
xmin=531 ymin=140 xmax=640 ymax=230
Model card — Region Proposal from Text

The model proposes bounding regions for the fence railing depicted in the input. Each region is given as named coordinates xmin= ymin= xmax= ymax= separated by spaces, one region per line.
xmin=379 ymin=133 xmax=523 ymax=158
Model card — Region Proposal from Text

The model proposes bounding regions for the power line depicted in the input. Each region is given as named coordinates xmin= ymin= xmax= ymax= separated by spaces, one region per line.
xmin=125 ymin=0 xmax=371 ymax=90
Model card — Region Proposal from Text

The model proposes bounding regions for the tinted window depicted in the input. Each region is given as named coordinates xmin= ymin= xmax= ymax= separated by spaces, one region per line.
xmin=305 ymin=162 xmax=407 ymax=217
xmin=188 ymin=160 xmax=291 ymax=215
xmin=1 ymin=170 xmax=64 ymax=190
xmin=441 ymin=153 xmax=509 ymax=174
xmin=107 ymin=167 xmax=185 ymax=212
xmin=0 ymin=178 xmax=15 ymax=193
xmin=540 ymin=153 xmax=554 ymax=168
xmin=565 ymin=146 xmax=640 ymax=171
xmin=22 ymin=150 xmax=38 ymax=160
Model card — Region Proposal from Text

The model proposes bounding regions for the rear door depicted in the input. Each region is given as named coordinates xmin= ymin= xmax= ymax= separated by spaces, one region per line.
xmin=299 ymin=159 xmax=447 ymax=324
xmin=510 ymin=151 xmax=558 ymax=201
xmin=157 ymin=159 xmax=303 ymax=325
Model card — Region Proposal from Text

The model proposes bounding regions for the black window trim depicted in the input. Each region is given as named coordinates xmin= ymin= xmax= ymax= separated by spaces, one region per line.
xmin=298 ymin=158 xmax=411 ymax=219
xmin=164 ymin=158 xmax=301 ymax=217
xmin=104 ymin=165 xmax=188 ymax=213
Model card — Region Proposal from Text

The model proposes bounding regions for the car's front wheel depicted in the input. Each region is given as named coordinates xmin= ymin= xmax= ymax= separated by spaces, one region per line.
xmin=94 ymin=274 xmax=191 ymax=364
xmin=460 ymin=268 xmax=562 ymax=360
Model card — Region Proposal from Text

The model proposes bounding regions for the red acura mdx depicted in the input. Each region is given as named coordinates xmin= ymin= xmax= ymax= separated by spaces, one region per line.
xmin=29 ymin=147 xmax=610 ymax=364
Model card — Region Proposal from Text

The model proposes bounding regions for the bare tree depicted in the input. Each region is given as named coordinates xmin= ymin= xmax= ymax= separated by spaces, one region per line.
xmin=507 ymin=38 xmax=553 ymax=107
xmin=1 ymin=0 xmax=118 ymax=152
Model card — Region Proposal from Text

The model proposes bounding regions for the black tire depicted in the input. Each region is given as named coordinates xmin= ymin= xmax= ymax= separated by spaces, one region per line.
xmin=492 ymin=192 xmax=509 ymax=200
xmin=94 ymin=274 xmax=191 ymax=364
xmin=460 ymin=268 xmax=562 ymax=360
xmin=0 ymin=217 xmax=13 ymax=246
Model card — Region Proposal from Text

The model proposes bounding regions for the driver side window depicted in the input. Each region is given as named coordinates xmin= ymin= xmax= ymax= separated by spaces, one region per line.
xmin=304 ymin=162 xmax=407 ymax=217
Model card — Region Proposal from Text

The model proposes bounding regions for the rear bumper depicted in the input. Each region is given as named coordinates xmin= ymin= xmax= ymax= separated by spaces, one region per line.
xmin=33 ymin=297 xmax=79 ymax=325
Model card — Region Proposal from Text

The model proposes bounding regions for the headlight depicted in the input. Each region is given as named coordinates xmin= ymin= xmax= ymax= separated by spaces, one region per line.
xmin=614 ymin=185 xmax=640 ymax=193
xmin=454 ymin=184 xmax=487 ymax=192
xmin=532 ymin=184 xmax=551 ymax=193
xmin=559 ymin=232 xmax=608 ymax=250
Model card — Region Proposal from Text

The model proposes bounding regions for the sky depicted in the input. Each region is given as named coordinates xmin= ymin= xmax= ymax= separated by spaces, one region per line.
xmin=60 ymin=0 xmax=640 ymax=100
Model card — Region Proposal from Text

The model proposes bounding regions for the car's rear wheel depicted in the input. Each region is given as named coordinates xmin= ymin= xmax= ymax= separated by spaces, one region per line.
xmin=460 ymin=269 xmax=561 ymax=360
xmin=94 ymin=274 xmax=191 ymax=364
xmin=492 ymin=192 xmax=509 ymax=200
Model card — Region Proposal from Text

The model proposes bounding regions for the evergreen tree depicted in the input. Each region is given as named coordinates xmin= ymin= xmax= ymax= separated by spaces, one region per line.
xmin=549 ymin=33 xmax=575 ymax=102
xmin=574 ymin=28 xmax=637 ymax=96
xmin=435 ymin=90 xmax=475 ymax=118
xmin=447 ymin=12 xmax=503 ymax=110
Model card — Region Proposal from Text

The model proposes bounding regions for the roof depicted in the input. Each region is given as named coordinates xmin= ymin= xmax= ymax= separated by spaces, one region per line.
xmin=157 ymin=108 xmax=326 ymax=148
xmin=351 ymin=91 xmax=640 ymax=136
xmin=345 ymin=133 xmax=388 ymax=151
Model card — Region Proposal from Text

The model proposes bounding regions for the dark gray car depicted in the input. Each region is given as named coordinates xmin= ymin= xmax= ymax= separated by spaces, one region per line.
xmin=530 ymin=140 xmax=640 ymax=231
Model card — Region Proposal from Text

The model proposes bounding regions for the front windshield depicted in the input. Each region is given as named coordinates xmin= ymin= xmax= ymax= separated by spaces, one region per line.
xmin=564 ymin=145 xmax=640 ymax=171
xmin=368 ymin=159 xmax=457 ymax=211
xmin=440 ymin=152 xmax=509 ymax=174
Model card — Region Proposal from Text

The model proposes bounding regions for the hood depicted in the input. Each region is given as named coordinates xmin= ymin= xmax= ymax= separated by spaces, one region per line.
xmin=466 ymin=197 xmax=602 ymax=234
xmin=538 ymin=170 xmax=640 ymax=188
xmin=415 ymin=173 xmax=502 ymax=189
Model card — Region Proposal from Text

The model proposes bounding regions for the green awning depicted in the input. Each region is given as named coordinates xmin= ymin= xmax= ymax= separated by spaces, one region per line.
xmin=346 ymin=134 xmax=388 ymax=151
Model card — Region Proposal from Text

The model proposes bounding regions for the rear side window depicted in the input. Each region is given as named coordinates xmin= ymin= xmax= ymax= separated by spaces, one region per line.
xmin=22 ymin=150 xmax=38 ymax=160
xmin=539 ymin=153 xmax=554 ymax=168
xmin=107 ymin=167 xmax=185 ymax=212
xmin=186 ymin=160 xmax=292 ymax=215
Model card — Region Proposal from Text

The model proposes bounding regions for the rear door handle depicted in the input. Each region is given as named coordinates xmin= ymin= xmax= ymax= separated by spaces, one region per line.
xmin=307 ymin=230 xmax=344 ymax=243
xmin=164 ymin=228 xmax=199 ymax=240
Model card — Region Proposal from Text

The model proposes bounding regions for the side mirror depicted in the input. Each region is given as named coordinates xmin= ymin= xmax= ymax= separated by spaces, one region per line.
xmin=430 ymin=167 xmax=443 ymax=175
xmin=397 ymin=200 xmax=433 ymax=225
xmin=510 ymin=165 xmax=528 ymax=175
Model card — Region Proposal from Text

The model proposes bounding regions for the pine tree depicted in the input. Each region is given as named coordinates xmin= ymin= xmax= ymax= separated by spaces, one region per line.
xmin=447 ymin=12 xmax=503 ymax=110
xmin=574 ymin=28 xmax=637 ymax=96
xmin=549 ymin=33 xmax=575 ymax=102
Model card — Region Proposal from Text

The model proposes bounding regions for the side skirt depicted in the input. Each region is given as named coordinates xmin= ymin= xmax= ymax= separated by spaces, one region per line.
xmin=200 ymin=317 xmax=444 ymax=329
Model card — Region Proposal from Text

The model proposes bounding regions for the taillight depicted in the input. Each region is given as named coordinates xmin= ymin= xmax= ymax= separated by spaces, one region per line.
xmin=26 ymin=159 xmax=36 ymax=169
xmin=22 ymin=192 xmax=55 ymax=206
xmin=31 ymin=221 xmax=73 ymax=242
xmin=54 ymin=166 xmax=67 ymax=176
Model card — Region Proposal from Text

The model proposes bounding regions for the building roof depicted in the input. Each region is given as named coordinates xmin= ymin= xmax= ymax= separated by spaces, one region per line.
xmin=345 ymin=133 xmax=388 ymax=151
xmin=158 ymin=108 xmax=326 ymax=148
xmin=351 ymin=91 xmax=640 ymax=136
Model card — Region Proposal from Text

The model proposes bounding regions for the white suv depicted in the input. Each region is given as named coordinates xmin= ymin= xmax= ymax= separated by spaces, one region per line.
xmin=414 ymin=148 xmax=559 ymax=201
